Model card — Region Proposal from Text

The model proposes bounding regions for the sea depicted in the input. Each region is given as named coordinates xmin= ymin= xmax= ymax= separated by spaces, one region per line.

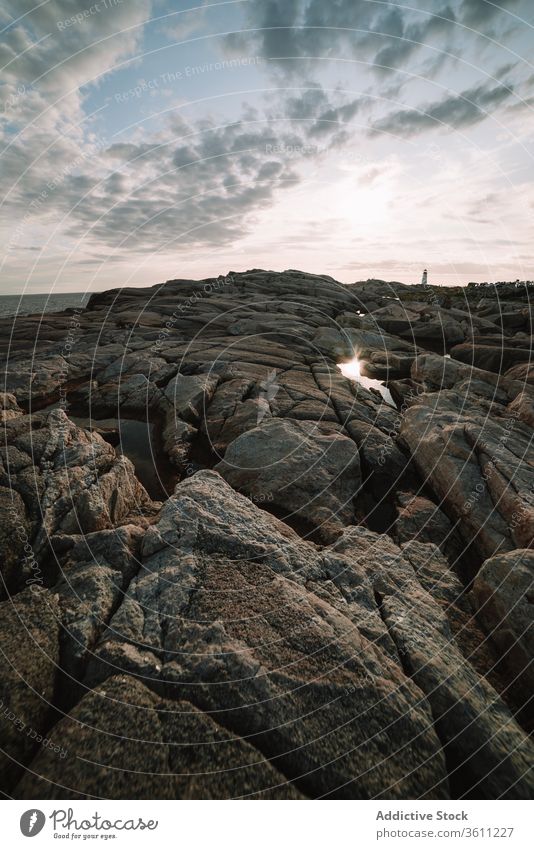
xmin=0 ymin=292 xmax=90 ymax=318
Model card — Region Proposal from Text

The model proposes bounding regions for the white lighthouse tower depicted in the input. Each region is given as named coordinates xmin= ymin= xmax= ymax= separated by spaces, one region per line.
xmin=421 ymin=268 xmax=428 ymax=286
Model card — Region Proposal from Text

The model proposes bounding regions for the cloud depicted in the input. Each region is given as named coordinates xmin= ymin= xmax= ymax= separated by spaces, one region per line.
xmin=0 ymin=1 xmax=152 ymax=221
xmin=461 ymin=0 xmax=520 ymax=28
xmin=225 ymin=0 xmax=460 ymax=75
xmin=2 ymin=20 xmax=370 ymax=263
xmin=1 ymin=0 xmax=531 ymax=292
xmin=372 ymin=5 xmax=456 ymax=73
xmin=370 ymin=80 xmax=515 ymax=137
xmin=51 ymin=77 xmax=371 ymax=254
xmin=52 ymin=116 xmax=307 ymax=252
xmin=279 ymin=85 xmax=366 ymax=137
xmin=0 ymin=0 xmax=149 ymax=95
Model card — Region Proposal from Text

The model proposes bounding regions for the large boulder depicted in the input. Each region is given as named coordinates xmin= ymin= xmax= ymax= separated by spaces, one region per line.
xmin=505 ymin=362 xmax=534 ymax=385
xmin=0 ymin=587 xmax=61 ymax=793
xmin=0 ymin=408 xmax=156 ymax=601
xmin=471 ymin=549 xmax=534 ymax=718
xmin=80 ymin=471 xmax=534 ymax=798
xmin=508 ymin=391 xmax=534 ymax=428
xmin=394 ymin=491 xmax=463 ymax=565
xmin=0 ymin=392 xmax=23 ymax=422
xmin=371 ymin=309 xmax=465 ymax=347
xmin=3 ymin=409 xmax=154 ymax=560
xmin=95 ymin=373 xmax=164 ymax=412
xmin=312 ymin=326 xmax=414 ymax=360
xmin=84 ymin=471 xmax=450 ymax=799
xmin=16 ymin=675 xmax=302 ymax=799
xmin=164 ymin=372 xmax=219 ymax=424
xmin=411 ymin=352 xmax=527 ymax=401
xmin=1 ymin=354 xmax=70 ymax=404
xmin=451 ymin=342 xmax=533 ymax=374
xmin=216 ymin=418 xmax=362 ymax=536
xmin=331 ymin=529 xmax=534 ymax=798
xmin=0 ymin=487 xmax=34 ymax=598
xmin=50 ymin=525 xmax=145 ymax=680
xmin=398 ymin=390 xmax=534 ymax=563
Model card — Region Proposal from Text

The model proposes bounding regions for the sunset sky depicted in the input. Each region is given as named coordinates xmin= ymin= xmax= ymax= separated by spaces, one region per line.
xmin=1 ymin=0 xmax=533 ymax=294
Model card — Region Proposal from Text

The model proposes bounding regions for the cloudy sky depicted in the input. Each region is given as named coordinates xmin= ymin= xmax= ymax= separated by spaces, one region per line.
xmin=1 ymin=0 xmax=533 ymax=294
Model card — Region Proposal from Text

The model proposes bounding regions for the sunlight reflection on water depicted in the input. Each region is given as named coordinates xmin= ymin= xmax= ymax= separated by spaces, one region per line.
xmin=338 ymin=356 xmax=395 ymax=407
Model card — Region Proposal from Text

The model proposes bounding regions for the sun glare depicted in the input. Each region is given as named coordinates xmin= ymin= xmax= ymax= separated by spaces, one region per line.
xmin=338 ymin=356 xmax=361 ymax=381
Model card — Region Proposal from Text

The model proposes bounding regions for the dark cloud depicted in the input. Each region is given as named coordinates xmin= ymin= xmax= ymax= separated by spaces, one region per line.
xmin=370 ymin=80 xmax=515 ymax=137
xmin=281 ymin=86 xmax=366 ymax=136
xmin=59 ymin=118 xmax=307 ymax=252
xmin=309 ymin=98 xmax=364 ymax=135
xmin=372 ymin=5 xmax=456 ymax=73
xmin=224 ymin=0 xmax=380 ymax=68
xmin=225 ymin=0 xmax=459 ymax=74
xmin=461 ymin=0 xmax=520 ymax=28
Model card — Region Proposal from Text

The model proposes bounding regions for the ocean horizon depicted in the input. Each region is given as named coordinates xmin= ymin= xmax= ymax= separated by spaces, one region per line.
xmin=0 ymin=292 xmax=90 ymax=318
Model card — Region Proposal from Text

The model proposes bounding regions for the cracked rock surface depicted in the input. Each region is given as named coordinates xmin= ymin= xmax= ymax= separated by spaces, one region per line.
xmin=0 ymin=270 xmax=532 ymax=798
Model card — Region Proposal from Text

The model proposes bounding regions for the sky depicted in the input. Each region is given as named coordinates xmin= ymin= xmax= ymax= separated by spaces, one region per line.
xmin=0 ymin=0 xmax=533 ymax=294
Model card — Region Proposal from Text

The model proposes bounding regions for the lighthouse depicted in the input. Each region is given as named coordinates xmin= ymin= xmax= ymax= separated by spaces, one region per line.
xmin=421 ymin=268 xmax=428 ymax=286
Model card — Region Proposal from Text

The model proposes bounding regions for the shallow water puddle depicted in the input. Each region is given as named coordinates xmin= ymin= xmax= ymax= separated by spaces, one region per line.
xmin=37 ymin=402 xmax=175 ymax=500
xmin=73 ymin=416 xmax=176 ymax=501
xmin=337 ymin=357 xmax=395 ymax=406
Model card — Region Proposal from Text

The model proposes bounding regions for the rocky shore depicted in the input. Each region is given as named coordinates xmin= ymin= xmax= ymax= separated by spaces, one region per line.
xmin=0 ymin=270 xmax=532 ymax=799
